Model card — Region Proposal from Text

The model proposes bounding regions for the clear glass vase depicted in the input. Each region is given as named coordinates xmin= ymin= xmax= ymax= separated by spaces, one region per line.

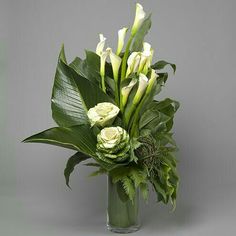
xmin=107 ymin=175 xmax=140 ymax=233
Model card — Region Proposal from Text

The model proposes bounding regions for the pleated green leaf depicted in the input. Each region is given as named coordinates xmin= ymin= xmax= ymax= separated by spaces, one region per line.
xmin=51 ymin=47 xmax=113 ymax=127
xmin=64 ymin=151 xmax=90 ymax=188
xmin=23 ymin=125 xmax=97 ymax=156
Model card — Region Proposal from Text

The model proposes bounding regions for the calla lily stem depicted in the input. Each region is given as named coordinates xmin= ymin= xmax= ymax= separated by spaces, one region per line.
xmin=120 ymin=36 xmax=134 ymax=81
xmin=101 ymin=75 xmax=106 ymax=93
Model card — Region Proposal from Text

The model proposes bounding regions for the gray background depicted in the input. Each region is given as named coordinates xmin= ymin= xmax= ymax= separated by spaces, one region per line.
xmin=1 ymin=0 xmax=236 ymax=235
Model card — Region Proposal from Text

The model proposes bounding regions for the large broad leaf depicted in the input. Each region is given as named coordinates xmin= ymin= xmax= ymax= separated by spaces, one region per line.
xmin=131 ymin=14 xmax=152 ymax=52
xmin=64 ymin=151 xmax=90 ymax=188
xmin=23 ymin=124 xmax=97 ymax=155
xmin=69 ymin=51 xmax=115 ymax=99
xmin=152 ymin=60 xmax=176 ymax=73
xmin=69 ymin=51 xmax=100 ymax=84
xmin=139 ymin=98 xmax=179 ymax=134
xmin=23 ymin=125 xmax=120 ymax=171
xmin=51 ymin=47 xmax=113 ymax=127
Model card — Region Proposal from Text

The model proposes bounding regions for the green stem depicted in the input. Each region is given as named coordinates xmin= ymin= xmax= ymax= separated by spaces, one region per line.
xmin=130 ymin=96 xmax=146 ymax=137
xmin=107 ymin=176 xmax=139 ymax=229
xmin=120 ymin=36 xmax=134 ymax=81
xmin=101 ymin=75 xmax=106 ymax=93
xmin=124 ymin=103 xmax=136 ymax=128
xmin=114 ymin=81 xmax=119 ymax=105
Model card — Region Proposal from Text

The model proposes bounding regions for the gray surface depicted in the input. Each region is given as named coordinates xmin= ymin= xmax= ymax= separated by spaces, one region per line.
xmin=1 ymin=0 xmax=236 ymax=235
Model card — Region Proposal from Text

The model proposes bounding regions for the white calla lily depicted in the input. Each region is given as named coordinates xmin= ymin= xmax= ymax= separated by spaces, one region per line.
xmin=116 ymin=27 xmax=128 ymax=56
xmin=138 ymin=42 xmax=153 ymax=74
xmin=126 ymin=52 xmax=141 ymax=77
xmin=96 ymin=34 xmax=106 ymax=56
xmin=100 ymin=48 xmax=110 ymax=92
xmin=131 ymin=3 xmax=146 ymax=36
xmin=146 ymin=69 xmax=158 ymax=94
xmin=108 ymin=48 xmax=122 ymax=82
xmin=142 ymin=48 xmax=154 ymax=75
xmin=133 ymin=73 xmax=149 ymax=105
xmin=121 ymin=79 xmax=137 ymax=110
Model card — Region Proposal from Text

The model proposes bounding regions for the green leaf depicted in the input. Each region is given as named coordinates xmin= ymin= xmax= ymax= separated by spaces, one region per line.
xmin=131 ymin=14 xmax=152 ymax=52
xmin=89 ymin=167 xmax=107 ymax=177
xmin=116 ymin=181 xmax=129 ymax=202
xmin=152 ymin=180 xmax=168 ymax=203
xmin=109 ymin=165 xmax=146 ymax=201
xmin=51 ymin=47 xmax=113 ymax=127
xmin=152 ymin=60 xmax=176 ymax=73
xmin=69 ymin=52 xmax=100 ymax=84
xmin=157 ymin=72 xmax=168 ymax=84
xmin=23 ymin=125 xmax=118 ymax=170
xmin=69 ymin=57 xmax=94 ymax=81
xmin=129 ymin=168 xmax=146 ymax=188
xmin=59 ymin=44 xmax=67 ymax=64
xmin=64 ymin=151 xmax=90 ymax=188
xmin=140 ymin=183 xmax=149 ymax=202
xmin=122 ymin=177 xmax=135 ymax=201
xmin=23 ymin=124 xmax=97 ymax=156
xmin=130 ymin=138 xmax=141 ymax=163
xmin=140 ymin=98 xmax=180 ymax=133
xmin=85 ymin=50 xmax=100 ymax=73
xmin=84 ymin=163 xmax=101 ymax=167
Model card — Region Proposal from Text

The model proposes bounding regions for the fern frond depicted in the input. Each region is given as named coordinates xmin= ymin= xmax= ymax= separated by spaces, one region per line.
xmin=121 ymin=177 xmax=135 ymax=201
xmin=140 ymin=182 xmax=149 ymax=202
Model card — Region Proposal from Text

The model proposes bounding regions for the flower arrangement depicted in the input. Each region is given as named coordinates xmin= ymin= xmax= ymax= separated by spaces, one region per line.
xmin=24 ymin=3 xmax=179 ymax=233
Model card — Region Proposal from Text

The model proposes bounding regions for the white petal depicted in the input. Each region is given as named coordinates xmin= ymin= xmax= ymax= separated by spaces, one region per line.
xmin=126 ymin=52 xmax=140 ymax=77
xmin=131 ymin=3 xmax=146 ymax=36
xmin=133 ymin=73 xmax=149 ymax=105
xmin=109 ymin=49 xmax=122 ymax=81
xmin=117 ymin=27 xmax=128 ymax=56
xmin=121 ymin=79 xmax=137 ymax=107
xmin=96 ymin=34 xmax=106 ymax=56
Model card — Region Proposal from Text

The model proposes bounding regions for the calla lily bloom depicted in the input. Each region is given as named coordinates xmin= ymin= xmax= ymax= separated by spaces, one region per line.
xmin=138 ymin=42 xmax=153 ymax=74
xmin=100 ymin=48 xmax=110 ymax=92
xmin=108 ymin=48 xmax=122 ymax=82
xmin=96 ymin=34 xmax=106 ymax=56
xmin=131 ymin=3 xmax=146 ymax=36
xmin=116 ymin=27 xmax=128 ymax=56
xmin=133 ymin=73 xmax=149 ymax=105
xmin=126 ymin=52 xmax=141 ymax=77
xmin=146 ymin=69 xmax=158 ymax=94
xmin=121 ymin=79 xmax=137 ymax=110
xmin=126 ymin=42 xmax=153 ymax=77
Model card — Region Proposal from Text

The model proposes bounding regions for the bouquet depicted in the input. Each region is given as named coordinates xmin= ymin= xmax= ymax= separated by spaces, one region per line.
xmin=24 ymin=3 xmax=179 ymax=233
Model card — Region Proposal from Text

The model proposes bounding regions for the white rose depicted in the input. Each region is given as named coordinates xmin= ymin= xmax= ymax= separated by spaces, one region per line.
xmin=87 ymin=102 xmax=119 ymax=127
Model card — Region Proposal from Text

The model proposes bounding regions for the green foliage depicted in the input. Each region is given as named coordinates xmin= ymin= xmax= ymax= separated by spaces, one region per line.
xmin=152 ymin=60 xmax=176 ymax=74
xmin=131 ymin=14 xmax=152 ymax=52
xmin=51 ymin=47 xmax=113 ymax=127
xmin=64 ymin=151 xmax=90 ymax=188
xmin=89 ymin=167 xmax=107 ymax=177
xmin=109 ymin=165 xmax=147 ymax=201
xmin=24 ymin=4 xmax=180 ymax=210
xmin=23 ymin=125 xmax=97 ymax=155
xmin=140 ymin=183 xmax=149 ymax=202
xmin=139 ymin=98 xmax=180 ymax=135
xmin=136 ymin=133 xmax=179 ymax=208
